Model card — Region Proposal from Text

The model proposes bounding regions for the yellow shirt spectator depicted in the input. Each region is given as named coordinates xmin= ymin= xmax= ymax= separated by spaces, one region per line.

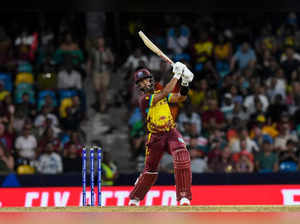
xmin=188 ymin=89 xmax=205 ymax=107
xmin=0 ymin=91 xmax=9 ymax=101
xmin=262 ymin=125 xmax=279 ymax=138
xmin=15 ymin=72 xmax=34 ymax=85
xmin=214 ymin=43 xmax=231 ymax=60
xmin=194 ymin=41 xmax=213 ymax=63
xmin=59 ymin=98 xmax=73 ymax=118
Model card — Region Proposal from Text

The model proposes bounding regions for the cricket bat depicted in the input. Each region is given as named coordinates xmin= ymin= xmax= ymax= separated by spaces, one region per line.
xmin=138 ymin=31 xmax=174 ymax=66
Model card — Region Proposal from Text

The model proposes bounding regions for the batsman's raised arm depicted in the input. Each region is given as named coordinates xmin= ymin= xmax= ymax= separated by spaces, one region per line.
xmin=168 ymin=64 xmax=194 ymax=103
xmin=151 ymin=62 xmax=186 ymax=105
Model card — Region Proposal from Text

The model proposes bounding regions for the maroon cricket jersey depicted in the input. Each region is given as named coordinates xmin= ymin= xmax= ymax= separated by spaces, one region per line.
xmin=139 ymin=90 xmax=176 ymax=133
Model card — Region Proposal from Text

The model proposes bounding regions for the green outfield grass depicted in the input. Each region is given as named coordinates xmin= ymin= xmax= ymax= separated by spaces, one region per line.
xmin=1 ymin=205 xmax=300 ymax=212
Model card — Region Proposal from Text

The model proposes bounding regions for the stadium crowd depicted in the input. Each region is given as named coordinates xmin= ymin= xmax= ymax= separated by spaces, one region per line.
xmin=0 ymin=12 xmax=300 ymax=177
xmin=0 ymin=14 xmax=88 ymax=174
xmin=125 ymin=12 xmax=300 ymax=174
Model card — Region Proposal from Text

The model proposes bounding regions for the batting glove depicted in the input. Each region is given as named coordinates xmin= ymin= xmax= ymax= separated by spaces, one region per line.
xmin=172 ymin=62 xmax=186 ymax=79
xmin=182 ymin=67 xmax=194 ymax=83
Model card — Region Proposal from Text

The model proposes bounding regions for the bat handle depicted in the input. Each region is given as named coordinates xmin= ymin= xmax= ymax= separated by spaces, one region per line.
xmin=160 ymin=54 xmax=174 ymax=66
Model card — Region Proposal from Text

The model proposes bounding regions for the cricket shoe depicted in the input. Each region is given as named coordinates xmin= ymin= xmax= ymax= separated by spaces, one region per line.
xmin=179 ymin=197 xmax=191 ymax=206
xmin=128 ymin=199 xmax=140 ymax=206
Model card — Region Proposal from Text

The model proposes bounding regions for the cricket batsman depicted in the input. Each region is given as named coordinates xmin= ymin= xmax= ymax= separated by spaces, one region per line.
xmin=128 ymin=62 xmax=194 ymax=206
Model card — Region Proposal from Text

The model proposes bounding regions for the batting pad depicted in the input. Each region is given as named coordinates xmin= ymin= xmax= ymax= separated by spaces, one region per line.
xmin=173 ymin=149 xmax=192 ymax=201
xmin=129 ymin=172 xmax=158 ymax=201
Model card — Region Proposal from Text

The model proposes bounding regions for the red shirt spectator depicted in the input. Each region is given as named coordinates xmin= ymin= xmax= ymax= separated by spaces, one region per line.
xmin=0 ymin=122 xmax=14 ymax=152
xmin=38 ymin=127 xmax=61 ymax=155
xmin=202 ymin=99 xmax=225 ymax=129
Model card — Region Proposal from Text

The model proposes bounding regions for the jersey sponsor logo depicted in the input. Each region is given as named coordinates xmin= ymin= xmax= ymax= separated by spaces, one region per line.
xmin=178 ymin=137 xmax=185 ymax=143
xmin=2 ymin=185 xmax=300 ymax=206
xmin=159 ymin=116 xmax=166 ymax=121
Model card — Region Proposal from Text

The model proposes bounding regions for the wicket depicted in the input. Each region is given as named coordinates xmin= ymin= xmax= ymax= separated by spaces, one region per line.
xmin=82 ymin=146 xmax=102 ymax=206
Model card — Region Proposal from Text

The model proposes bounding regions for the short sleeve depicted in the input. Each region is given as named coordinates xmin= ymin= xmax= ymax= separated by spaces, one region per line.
xmin=167 ymin=93 xmax=173 ymax=103
xmin=139 ymin=94 xmax=154 ymax=116
xmin=139 ymin=94 xmax=154 ymax=108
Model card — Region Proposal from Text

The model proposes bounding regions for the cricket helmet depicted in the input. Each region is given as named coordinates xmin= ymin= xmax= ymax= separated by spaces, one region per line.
xmin=134 ymin=68 xmax=154 ymax=92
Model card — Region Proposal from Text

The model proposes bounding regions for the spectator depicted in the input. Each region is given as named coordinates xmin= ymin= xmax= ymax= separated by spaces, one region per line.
xmin=189 ymin=136 xmax=208 ymax=173
xmin=87 ymin=36 xmax=114 ymax=113
xmin=167 ymin=19 xmax=190 ymax=55
xmin=122 ymin=47 xmax=148 ymax=73
xmin=202 ymin=98 xmax=225 ymax=130
xmin=256 ymin=116 xmax=279 ymax=139
xmin=34 ymin=105 xmax=60 ymax=136
xmin=159 ymin=153 xmax=174 ymax=174
xmin=249 ymin=98 xmax=267 ymax=125
xmin=286 ymin=12 xmax=298 ymax=27
xmin=60 ymin=95 xmax=84 ymax=131
xmin=178 ymin=103 xmax=201 ymax=135
xmin=230 ymin=126 xmax=259 ymax=153
xmin=188 ymin=79 xmax=213 ymax=113
xmin=208 ymin=128 xmax=227 ymax=149
xmin=208 ymin=146 xmax=235 ymax=173
xmin=193 ymin=31 xmax=213 ymax=72
xmin=15 ymin=124 xmax=37 ymax=160
xmin=214 ymin=33 xmax=232 ymax=77
xmin=153 ymin=61 xmax=172 ymax=87
xmin=235 ymin=150 xmax=254 ymax=173
xmin=148 ymin=53 xmax=163 ymax=73
xmin=287 ymin=81 xmax=300 ymax=111
xmin=266 ymin=75 xmax=286 ymax=103
xmin=5 ymin=12 xmax=300 ymax=176
xmin=281 ymin=47 xmax=300 ymax=82
xmin=15 ymin=27 xmax=34 ymax=47
xmin=1 ymin=94 xmax=16 ymax=119
xmin=0 ymin=141 xmax=14 ymax=173
xmin=0 ymin=122 xmax=14 ymax=153
xmin=63 ymin=130 xmax=85 ymax=151
xmin=16 ymin=93 xmax=36 ymax=120
xmin=38 ymin=127 xmax=61 ymax=155
xmin=58 ymin=56 xmax=82 ymax=90
xmin=14 ymin=27 xmax=37 ymax=62
xmin=53 ymin=32 xmax=84 ymax=67
xmin=101 ymin=150 xmax=118 ymax=186
xmin=128 ymin=107 xmax=145 ymax=160
xmin=266 ymin=94 xmax=289 ymax=123
xmin=38 ymin=94 xmax=57 ymax=112
xmin=274 ymin=120 xmax=298 ymax=152
xmin=62 ymin=142 xmax=81 ymax=173
xmin=13 ymin=109 xmax=27 ymax=134
xmin=36 ymin=142 xmax=63 ymax=174
xmin=229 ymin=85 xmax=243 ymax=105
xmin=0 ymin=81 xmax=10 ymax=101
xmin=252 ymin=125 xmax=274 ymax=148
xmin=243 ymin=84 xmax=269 ymax=115
xmin=231 ymin=42 xmax=256 ymax=71
xmin=227 ymin=103 xmax=249 ymax=125
xmin=255 ymin=140 xmax=279 ymax=173
xmin=279 ymin=139 xmax=299 ymax=172
xmin=221 ymin=93 xmax=235 ymax=121
xmin=259 ymin=49 xmax=274 ymax=77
